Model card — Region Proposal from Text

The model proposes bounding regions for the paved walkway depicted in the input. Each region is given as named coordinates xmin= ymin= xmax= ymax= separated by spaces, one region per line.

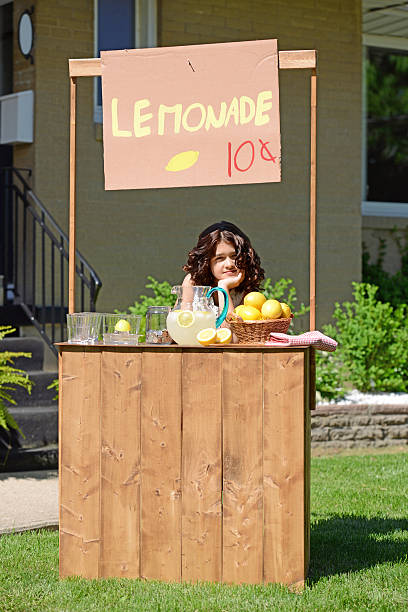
xmin=0 ymin=470 xmax=58 ymax=535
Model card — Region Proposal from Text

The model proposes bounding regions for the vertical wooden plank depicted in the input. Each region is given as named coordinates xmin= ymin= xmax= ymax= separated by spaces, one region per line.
xmin=309 ymin=348 xmax=316 ymax=411
xmin=140 ymin=350 xmax=182 ymax=580
xmin=304 ymin=349 xmax=312 ymax=577
xmin=59 ymin=347 xmax=101 ymax=578
xmin=182 ymin=350 xmax=222 ymax=582
xmin=263 ymin=350 xmax=305 ymax=587
xmin=58 ymin=349 xmax=63 ymax=562
xmin=68 ymin=76 xmax=77 ymax=314
xmin=309 ymin=69 xmax=317 ymax=331
xmin=100 ymin=349 xmax=141 ymax=577
xmin=222 ymin=351 xmax=263 ymax=584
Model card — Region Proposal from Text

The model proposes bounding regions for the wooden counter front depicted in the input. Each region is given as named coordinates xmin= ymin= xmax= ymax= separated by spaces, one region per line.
xmin=58 ymin=344 xmax=313 ymax=587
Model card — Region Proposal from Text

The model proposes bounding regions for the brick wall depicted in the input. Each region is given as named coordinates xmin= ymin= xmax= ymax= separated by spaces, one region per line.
xmin=13 ymin=0 xmax=362 ymax=320
xmin=312 ymin=405 xmax=408 ymax=450
xmin=362 ymin=216 xmax=408 ymax=276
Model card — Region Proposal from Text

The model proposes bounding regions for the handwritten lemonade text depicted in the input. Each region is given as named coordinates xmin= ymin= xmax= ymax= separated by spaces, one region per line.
xmin=111 ymin=91 xmax=274 ymax=138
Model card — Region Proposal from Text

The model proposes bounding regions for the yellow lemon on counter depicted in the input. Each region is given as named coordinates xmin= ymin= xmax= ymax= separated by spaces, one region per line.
xmin=215 ymin=328 xmax=232 ymax=344
xmin=165 ymin=150 xmax=199 ymax=172
xmin=240 ymin=305 xmax=263 ymax=321
xmin=177 ymin=311 xmax=195 ymax=327
xmin=261 ymin=299 xmax=282 ymax=319
xmin=115 ymin=319 xmax=131 ymax=332
xmin=280 ymin=302 xmax=292 ymax=318
xmin=197 ymin=328 xmax=217 ymax=346
xmin=244 ymin=292 xmax=266 ymax=311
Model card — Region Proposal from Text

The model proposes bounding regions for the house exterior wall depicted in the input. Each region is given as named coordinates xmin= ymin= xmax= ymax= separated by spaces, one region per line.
xmin=362 ymin=216 xmax=408 ymax=276
xmin=12 ymin=0 xmax=362 ymax=327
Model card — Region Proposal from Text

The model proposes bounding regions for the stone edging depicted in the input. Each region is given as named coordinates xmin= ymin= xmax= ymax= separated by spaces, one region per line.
xmin=312 ymin=404 xmax=408 ymax=449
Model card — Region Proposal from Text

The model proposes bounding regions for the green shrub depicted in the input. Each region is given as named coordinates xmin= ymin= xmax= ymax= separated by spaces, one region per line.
xmin=315 ymin=323 xmax=346 ymax=401
xmin=261 ymin=277 xmax=309 ymax=320
xmin=316 ymin=282 xmax=408 ymax=398
xmin=0 ymin=326 xmax=32 ymax=437
xmin=47 ymin=379 xmax=59 ymax=401
xmin=123 ymin=276 xmax=176 ymax=342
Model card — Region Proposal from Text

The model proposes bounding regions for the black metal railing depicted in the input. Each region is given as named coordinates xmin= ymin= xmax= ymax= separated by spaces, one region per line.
xmin=0 ymin=167 xmax=102 ymax=355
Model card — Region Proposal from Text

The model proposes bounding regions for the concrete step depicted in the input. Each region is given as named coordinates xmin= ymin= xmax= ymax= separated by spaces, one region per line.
xmin=7 ymin=405 xmax=58 ymax=449
xmin=0 ymin=337 xmax=44 ymax=371
xmin=0 ymin=444 xmax=58 ymax=472
xmin=6 ymin=370 xmax=58 ymax=407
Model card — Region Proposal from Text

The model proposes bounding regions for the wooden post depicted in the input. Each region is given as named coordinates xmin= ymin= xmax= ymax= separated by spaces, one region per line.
xmin=69 ymin=76 xmax=77 ymax=314
xmin=309 ymin=68 xmax=317 ymax=331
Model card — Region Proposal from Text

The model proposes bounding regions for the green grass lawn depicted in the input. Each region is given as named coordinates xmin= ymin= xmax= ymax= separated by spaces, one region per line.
xmin=1 ymin=452 xmax=408 ymax=611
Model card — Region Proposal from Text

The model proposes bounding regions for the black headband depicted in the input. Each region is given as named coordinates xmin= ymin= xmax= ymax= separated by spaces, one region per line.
xmin=199 ymin=221 xmax=249 ymax=242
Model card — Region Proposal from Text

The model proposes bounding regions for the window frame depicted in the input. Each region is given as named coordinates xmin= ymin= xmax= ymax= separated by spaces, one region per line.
xmin=362 ymin=34 xmax=408 ymax=218
xmin=93 ymin=0 xmax=157 ymax=124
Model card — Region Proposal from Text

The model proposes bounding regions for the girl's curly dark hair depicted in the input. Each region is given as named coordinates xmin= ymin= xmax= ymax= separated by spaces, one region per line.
xmin=183 ymin=228 xmax=264 ymax=294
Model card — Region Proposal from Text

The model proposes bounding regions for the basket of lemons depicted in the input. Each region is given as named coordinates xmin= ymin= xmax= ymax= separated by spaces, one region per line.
xmin=227 ymin=292 xmax=292 ymax=344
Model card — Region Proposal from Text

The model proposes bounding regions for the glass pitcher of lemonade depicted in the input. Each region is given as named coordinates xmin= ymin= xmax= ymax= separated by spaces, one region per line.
xmin=166 ymin=285 xmax=229 ymax=346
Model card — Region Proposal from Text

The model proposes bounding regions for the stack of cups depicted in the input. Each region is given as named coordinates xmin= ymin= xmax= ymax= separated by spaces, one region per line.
xmin=66 ymin=312 xmax=102 ymax=344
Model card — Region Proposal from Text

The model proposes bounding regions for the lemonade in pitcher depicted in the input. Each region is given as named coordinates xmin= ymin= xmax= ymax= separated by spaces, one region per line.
xmin=166 ymin=285 xmax=229 ymax=346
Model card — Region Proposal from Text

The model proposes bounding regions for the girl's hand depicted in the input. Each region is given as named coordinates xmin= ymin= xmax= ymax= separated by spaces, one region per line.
xmin=218 ymin=271 xmax=244 ymax=290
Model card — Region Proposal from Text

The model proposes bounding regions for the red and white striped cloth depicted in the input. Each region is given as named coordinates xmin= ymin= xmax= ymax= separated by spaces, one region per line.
xmin=265 ymin=330 xmax=337 ymax=352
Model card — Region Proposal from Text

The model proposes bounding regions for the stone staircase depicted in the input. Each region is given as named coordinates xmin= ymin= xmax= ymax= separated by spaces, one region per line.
xmin=0 ymin=336 xmax=58 ymax=471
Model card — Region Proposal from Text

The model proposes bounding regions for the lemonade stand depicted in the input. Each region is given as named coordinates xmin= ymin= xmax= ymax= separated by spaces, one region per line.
xmin=58 ymin=42 xmax=317 ymax=588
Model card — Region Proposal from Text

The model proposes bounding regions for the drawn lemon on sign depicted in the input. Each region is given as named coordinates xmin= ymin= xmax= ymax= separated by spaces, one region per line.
xmin=165 ymin=150 xmax=199 ymax=172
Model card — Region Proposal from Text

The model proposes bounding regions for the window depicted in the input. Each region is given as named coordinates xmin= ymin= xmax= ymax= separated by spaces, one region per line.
xmin=364 ymin=47 xmax=408 ymax=207
xmin=94 ymin=0 xmax=157 ymax=123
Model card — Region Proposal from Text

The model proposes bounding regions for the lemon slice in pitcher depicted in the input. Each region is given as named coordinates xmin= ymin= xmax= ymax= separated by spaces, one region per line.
xmin=177 ymin=311 xmax=195 ymax=328
xmin=216 ymin=328 xmax=232 ymax=344
xmin=197 ymin=328 xmax=217 ymax=346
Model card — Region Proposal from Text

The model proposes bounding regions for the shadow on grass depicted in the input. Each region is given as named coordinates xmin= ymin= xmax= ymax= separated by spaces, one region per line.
xmin=308 ymin=514 xmax=408 ymax=583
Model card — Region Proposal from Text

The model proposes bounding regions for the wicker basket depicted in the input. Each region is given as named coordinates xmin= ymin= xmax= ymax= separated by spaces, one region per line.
xmin=228 ymin=316 xmax=292 ymax=344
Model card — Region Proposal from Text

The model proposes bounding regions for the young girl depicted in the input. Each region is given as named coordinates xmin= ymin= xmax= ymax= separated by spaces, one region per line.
xmin=182 ymin=220 xmax=264 ymax=315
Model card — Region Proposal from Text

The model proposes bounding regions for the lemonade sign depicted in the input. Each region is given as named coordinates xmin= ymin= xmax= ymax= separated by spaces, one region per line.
xmin=101 ymin=40 xmax=281 ymax=190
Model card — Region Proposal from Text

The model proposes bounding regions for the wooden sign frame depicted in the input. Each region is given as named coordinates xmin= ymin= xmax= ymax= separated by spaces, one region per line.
xmin=68 ymin=49 xmax=317 ymax=329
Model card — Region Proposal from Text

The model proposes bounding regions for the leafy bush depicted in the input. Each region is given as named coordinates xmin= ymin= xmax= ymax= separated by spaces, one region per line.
xmin=0 ymin=326 xmax=32 ymax=436
xmin=316 ymin=282 xmax=408 ymax=398
xmin=123 ymin=277 xmax=176 ymax=342
xmin=47 ymin=379 xmax=59 ymax=401
xmin=261 ymin=277 xmax=309 ymax=319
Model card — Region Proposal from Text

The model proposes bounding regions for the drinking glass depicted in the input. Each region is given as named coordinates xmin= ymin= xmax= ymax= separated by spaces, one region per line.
xmin=102 ymin=313 xmax=142 ymax=344
xmin=145 ymin=306 xmax=172 ymax=344
xmin=66 ymin=312 xmax=102 ymax=344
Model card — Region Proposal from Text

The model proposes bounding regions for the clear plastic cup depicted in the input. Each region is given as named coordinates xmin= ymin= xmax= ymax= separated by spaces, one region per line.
xmin=66 ymin=312 xmax=103 ymax=344
xmin=66 ymin=313 xmax=89 ymax=344
xmin=145 ymin=306 xmax=172 ymax=344
xmin=102 ymin=314 xmax=142 ymax=345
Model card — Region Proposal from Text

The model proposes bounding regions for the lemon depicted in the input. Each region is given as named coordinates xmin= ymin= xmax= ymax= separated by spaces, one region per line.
xmin=165 ymin=150 xmax=199 ymax=172
xmin=234 ymin=305 xmax=246 ymax=316
xmin=244 ymin=292 xmax=266 ymax=311
xmin=115 ymin=319 xmax=131 ymax=332
xmin=177 ymin=310 xmax=195 ymax=327
xmin=216 ymin=328 xmax=232 ymax=344
xmin=240 ymin=305 xmax=262 ymax=321
xmin=196 ymin=328 xmax=217 ymax=346
xmin=261 ymin=299 xmax=282 ymax=320
xmin=280 ymin=302 xmax=292 ymax=318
